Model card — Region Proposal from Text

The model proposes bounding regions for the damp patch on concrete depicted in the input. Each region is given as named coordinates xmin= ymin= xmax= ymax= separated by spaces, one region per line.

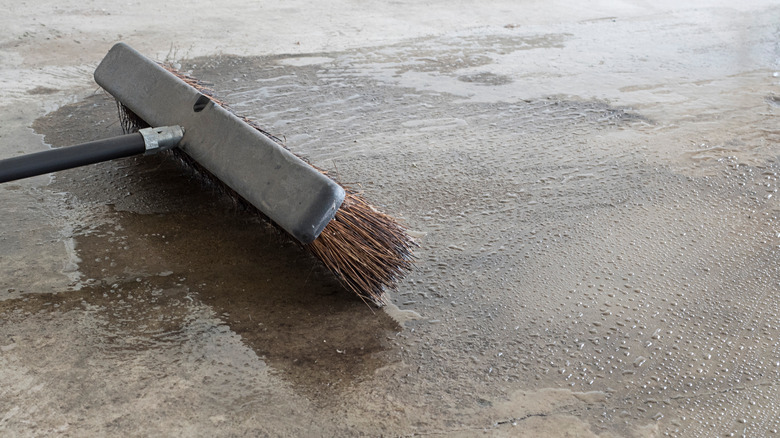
xmin=3 ymin=12 xmax=779 ymax=436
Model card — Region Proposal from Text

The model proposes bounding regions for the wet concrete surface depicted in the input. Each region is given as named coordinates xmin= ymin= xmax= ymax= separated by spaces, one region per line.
xmin=2 ymin=1 xmax=780 ymax=437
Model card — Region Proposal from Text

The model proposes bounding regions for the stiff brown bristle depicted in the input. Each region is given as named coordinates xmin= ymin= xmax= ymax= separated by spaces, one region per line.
xmin=309 ymin=190 xmax=415 ymax=305
xmin=116 ymin=65 xmax=415 ymax=306
xmin=116 ymin=99 xmax=148 ymax=133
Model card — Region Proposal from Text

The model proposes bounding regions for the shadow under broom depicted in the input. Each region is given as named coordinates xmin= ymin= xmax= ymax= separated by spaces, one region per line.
xmin=116 ymin=67 xmax=416 ymax=307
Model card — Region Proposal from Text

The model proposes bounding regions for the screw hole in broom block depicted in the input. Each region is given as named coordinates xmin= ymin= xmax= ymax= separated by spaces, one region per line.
xmin=193 ymin=94 xmax=210 ymax=112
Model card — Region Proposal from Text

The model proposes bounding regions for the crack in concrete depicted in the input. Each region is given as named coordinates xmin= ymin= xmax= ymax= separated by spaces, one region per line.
xmin=497 ymin=412 xmax=549 ymax=426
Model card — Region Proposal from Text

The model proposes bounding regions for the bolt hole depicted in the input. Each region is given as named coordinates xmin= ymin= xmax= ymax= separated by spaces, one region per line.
xmin=193 ymin=95 xmax=210 ymax=112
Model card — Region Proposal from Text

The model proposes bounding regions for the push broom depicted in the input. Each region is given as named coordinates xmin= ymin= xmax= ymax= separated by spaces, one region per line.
xmin=0 ymin=42 xmax=414 ymax=306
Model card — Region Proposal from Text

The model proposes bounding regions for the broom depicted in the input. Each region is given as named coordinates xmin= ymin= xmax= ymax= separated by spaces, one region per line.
xmin=115 ymin=64 xmax=415 ymax=307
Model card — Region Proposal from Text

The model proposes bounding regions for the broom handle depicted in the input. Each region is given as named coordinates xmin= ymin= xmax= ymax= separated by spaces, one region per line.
xmin=0 ymin=126 xmax=183 ymax=183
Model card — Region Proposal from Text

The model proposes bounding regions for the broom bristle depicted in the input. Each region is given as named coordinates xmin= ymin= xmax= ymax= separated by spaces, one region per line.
xmin=309 ymin=190 xmax=415 ymax=304
xmin=116 ymin=66 xmax=415 ymax=306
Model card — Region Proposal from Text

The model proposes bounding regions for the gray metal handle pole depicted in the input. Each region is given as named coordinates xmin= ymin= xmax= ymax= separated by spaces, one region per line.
xmin=0 ymin=126 xmax=183 ymax=183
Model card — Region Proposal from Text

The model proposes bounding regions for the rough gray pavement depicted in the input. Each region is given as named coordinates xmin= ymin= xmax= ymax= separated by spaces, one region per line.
xmin=1 ymin=1 xmax=779 ymax=436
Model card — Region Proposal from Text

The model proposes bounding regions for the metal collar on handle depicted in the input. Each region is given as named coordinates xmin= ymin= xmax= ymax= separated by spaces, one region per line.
xmin=139 ymin=126 xmax=185 ymax=155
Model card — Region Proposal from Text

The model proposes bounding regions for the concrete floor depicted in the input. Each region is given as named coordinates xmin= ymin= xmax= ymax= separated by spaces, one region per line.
xmin=1 ymin=1 xmax=779 ymax=436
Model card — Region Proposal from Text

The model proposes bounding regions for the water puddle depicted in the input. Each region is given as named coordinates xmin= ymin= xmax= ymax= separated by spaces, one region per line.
xmin=181 ymin=47 xmax=777 ymax=436
xmin=25 ymin=94 xmax=402 ymax=403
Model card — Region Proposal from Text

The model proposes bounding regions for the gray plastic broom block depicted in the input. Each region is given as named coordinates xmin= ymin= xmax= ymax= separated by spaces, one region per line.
xmin=94 ymin=43 xmax=344 ymax=244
